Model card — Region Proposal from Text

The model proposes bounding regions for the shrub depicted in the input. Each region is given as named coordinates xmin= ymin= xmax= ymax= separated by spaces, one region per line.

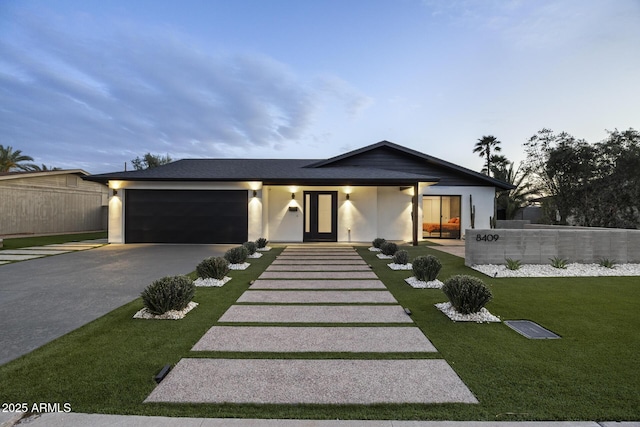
xmin=256 ymin=237 xmax=268 ymax=249
xmin=225 ymin=246 xmax=249 ymax=264
xmin=442 ymin=275 xmax=492 ymax=315
xmin=505 ymin=258 xmax=522 ymax=270
xmin=380 ymin=241 xmax=398 ymax=256
xmin=549 ymin=256 xmax=568 ymax=269
xmin=412 ymin=255 xmax=442 ymax=282
xmin=393 ymin=250 xmax=410 ymax=265
xmin=372 ymin=237 xmax=386 ymax=249
xmin=141 ymin=275 xmax=195 ymax=315
xmin=599 ymin=258 xmax=617 ymax=269
xmin=196 ymin=256 xmax=229 ymax=280
xmin=243 ymin=241 xmax=257 ymax=255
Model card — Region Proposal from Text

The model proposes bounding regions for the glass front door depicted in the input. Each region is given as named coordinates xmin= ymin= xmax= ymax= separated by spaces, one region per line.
xmin=423 ymin=195 xmax=461 ymax=239
xmin=304 ymin=191 xmax=338 ymax=242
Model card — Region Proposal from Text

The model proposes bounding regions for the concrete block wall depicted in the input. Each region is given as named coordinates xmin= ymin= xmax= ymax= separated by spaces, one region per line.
xmin=465 ymin=228 xmax=640 ymax=266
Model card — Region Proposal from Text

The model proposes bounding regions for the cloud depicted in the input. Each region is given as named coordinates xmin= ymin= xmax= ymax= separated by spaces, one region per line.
xmin=0 ymin=9 xmax=370 ymax=172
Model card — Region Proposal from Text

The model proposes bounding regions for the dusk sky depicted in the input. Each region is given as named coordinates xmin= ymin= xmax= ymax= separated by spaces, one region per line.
xmin=1 ymin=0 xmax=639 ymax=174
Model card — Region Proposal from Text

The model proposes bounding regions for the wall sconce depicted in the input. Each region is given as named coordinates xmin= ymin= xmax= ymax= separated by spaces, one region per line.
xmin=291 ymin=192 xmax=295 ymax=200
xmin=253 ymin=190 xmax=258 ymax=198
xmin=112 ymin=189 xmax=118 ymax=197
xmin=346 ymin=193 xmax=350 ymax=200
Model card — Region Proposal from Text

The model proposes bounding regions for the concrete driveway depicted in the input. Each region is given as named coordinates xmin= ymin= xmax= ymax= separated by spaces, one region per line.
xmin=0 ymin=243 xmax=233 ymax=366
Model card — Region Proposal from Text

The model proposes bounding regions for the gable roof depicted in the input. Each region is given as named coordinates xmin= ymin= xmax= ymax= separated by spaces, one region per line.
xmin=85 ymin=140 xmax=513 ymax=189
xmin=0 ymin=169 xmax=90 ymax=181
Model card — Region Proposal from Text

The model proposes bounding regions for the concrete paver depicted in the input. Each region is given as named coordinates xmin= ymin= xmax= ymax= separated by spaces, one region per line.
xmin=0 ymin=249 xmax=71 ymax=255
xmin=192 ymin=326 xmax=437 ymax=352
xmin=272 ymin=259 xmax=367 ymax=264
xmin=145 ymin=358 xmax=479 ymax=404
xmin=237 ymin=290 xmax=397 ymax=303
xmin=250 ymin=279 xmax=386 ymax=289
xmin=266 ymin=264 xmax=372 ymax=271
xmin=218 ymin=305 xmax=413 ymax=323
xmin=0 ymin=253 xmax=44 ymax=261
xmin=259 ymin=271 xmax=378 ymax=279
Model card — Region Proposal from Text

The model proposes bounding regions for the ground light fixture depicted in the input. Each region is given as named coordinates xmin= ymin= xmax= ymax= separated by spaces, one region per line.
xmin=154 ymin=364 xmax=172 ymax=383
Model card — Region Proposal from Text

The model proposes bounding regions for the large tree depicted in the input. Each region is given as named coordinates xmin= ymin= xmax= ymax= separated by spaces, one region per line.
xmin=0 ymin=145 xmax=35 ymax=172
xmin=491 ymin=159 xmax=538 ymax=220
xmin=473 ymin=135 xmax=502 ymax=177
xmin=523 ymin=128 xmax=640 ymax=228
xmin=131 ymin=153 xmax=173 ymax=170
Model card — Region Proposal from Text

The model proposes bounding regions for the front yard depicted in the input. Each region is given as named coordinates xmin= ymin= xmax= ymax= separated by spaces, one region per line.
xmin=0 ymin=243 xmax=638 ymax=421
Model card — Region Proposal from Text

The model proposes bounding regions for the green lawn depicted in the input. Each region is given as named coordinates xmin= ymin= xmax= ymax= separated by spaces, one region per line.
xmin=1 ymin=231 xmax=107 ymax=250
xmin=0 ymin=243 xmax=638 ymax=420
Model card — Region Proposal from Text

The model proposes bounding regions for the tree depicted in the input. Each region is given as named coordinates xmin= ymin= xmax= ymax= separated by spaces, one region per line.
xmin=491 ymin=159 xmax=538 ymax=220
xmin=131 ymin=153 xmax=173 ymax=170
xmin=0 ymin=145 xmax=35 ymax=172
xmin=24 ymin=164 xmax=62 ymax=172
xmin=473 ymin=135 xmax=502 ymax=177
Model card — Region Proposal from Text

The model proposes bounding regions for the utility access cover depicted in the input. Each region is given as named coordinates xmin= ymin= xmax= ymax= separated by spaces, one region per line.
xmin=504 ymin=320 xmax=561 ymax=339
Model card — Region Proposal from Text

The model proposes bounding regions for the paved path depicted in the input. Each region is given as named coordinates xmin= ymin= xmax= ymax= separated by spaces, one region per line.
xmin=0 ymin=242 xmax=233 ymax=365
xmin=146 ymin=245 xmax=478 ymax=405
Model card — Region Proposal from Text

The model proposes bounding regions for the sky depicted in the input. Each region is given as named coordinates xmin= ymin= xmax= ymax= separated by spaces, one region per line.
xmin=1 ymin=0 xmax=639 ymax=174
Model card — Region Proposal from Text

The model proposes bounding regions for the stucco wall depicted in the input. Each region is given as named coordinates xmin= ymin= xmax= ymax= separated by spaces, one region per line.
xmin=377 ymin=187 xmax=413 ymax=242
xmin=465 ymin=228 xmax=640 ymax=265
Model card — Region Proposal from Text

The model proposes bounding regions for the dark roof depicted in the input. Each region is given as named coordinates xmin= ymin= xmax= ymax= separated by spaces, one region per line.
xmin=85 ymin=140 xmax=513 ymax=189
xmin=0 ymin=169 xmax=90 ymax=180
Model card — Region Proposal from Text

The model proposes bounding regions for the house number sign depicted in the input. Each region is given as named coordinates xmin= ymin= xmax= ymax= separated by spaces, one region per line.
xmin=476 ymin=234 xmax=500 ymax=242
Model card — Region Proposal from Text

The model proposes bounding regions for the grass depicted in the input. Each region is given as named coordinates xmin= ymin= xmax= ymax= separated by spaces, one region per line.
xmin=0 ymin=242 xmax=639 ymax=420
xmin=0 ymin=231 xmax=107 ymax=250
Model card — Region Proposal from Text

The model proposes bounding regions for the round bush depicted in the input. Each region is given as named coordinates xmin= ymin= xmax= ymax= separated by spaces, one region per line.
xmin=141 ymin=275 xmax=195 ymax=315
xmin=442 ymin=275 xmax=492 ymax=315
xmin=372 ymin=237 xmax=386 ymax=249
xmin=224 ymin=246 xmax=249 ymax=264
xmin=243 ymin=241 xmax=257 ymax=255
xmin=412 ymin=255 xmax=442 ymax=282
xmin=255 ymin=237 xmax=268 ymax=249
xmin=196 ymin=256 xmax=229 ymax=280
xmin=380 ymin=241 xmax=398 ymax=256
xmin=392 ymin=250 xmax=410 ymax=265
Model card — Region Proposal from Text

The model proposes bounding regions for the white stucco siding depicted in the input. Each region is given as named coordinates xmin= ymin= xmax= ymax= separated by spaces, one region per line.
xmin=338 ymin=187 xmax=377 ymax=243
xmin=422 ymin=185 xmax=496 ymax=238
xmin=265 ymin=186 xmax=303 ymax=242
xmin=376 ymin=187 xmax=414 ymax=242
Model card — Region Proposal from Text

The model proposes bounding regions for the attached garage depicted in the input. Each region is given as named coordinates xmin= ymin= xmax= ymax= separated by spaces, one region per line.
xmin=124 ymin=189 xmax=248 ymax=243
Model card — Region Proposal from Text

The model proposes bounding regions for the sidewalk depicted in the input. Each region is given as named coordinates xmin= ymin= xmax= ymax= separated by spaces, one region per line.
xmin=2 ymin=412 xmax=638 ymax=427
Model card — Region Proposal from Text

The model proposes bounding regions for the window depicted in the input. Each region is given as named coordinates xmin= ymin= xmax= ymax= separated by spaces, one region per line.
xmin=423 ymin=195 xmax=461 ymax=239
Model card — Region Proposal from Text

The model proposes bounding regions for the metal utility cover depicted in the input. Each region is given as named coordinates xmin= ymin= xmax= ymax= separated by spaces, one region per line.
xmin=504 ymin=320 xmax=561 ymax=339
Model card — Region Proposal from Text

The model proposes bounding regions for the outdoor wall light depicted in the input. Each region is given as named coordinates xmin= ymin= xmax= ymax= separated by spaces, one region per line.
xmin=112 ymin=189 xmax=118 ymax=197
xmin=346 ymin=193 xmax=350 ymax=200
xmin=253 ymin=190 xmax=258 ymax=198
xmin=291 ymin=192 xmax=295 ymax=199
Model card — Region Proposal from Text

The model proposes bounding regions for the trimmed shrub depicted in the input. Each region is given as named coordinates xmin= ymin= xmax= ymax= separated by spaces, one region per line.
xmin=393 ymin=250 xmax=410 ymax=265
xmin=380 ymin=241 xmax=398 ymax=256
xmin=141 ymin=275 xmax=195 ymax=315
xmin=243 ymin=241 xmax=257 ymax=255
xmin=412 ymin=255 xmax=442 ymax=282
xmin=196 ymin=256 xmax=229 ymax=280
xmin=372 ymin=237 xmax=386 ymax=249
xmin=442 ymin=275 xmax=492 ymax=315
xmin=256 ymin=237 xmax=268 ymax=249
xmin=225 ymin=246 xmax=249 ymax=264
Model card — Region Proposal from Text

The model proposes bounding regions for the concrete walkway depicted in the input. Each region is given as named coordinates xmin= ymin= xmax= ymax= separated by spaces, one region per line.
xmin=146 ymin=245 xmax=478 ymax=405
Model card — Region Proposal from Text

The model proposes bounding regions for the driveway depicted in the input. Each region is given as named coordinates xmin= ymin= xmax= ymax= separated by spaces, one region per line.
xmin=0 ymin=243 xmax=233 ymax=366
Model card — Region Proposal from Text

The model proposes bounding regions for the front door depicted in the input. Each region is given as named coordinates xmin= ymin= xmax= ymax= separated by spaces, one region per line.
xmin=303 ymin=191 xmax=338 ymax=242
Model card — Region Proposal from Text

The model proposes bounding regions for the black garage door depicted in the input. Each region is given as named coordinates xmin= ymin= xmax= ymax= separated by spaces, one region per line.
xmin=125 ymin=190 xmax=248 ymax=243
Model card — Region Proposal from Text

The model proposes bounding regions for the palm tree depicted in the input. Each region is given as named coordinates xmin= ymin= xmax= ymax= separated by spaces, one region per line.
xmin=495 ymin=161 xmax=539 ymax=219
xmin=473 ymin=135 xmax=502 ymax=177
xmin=0 ymin=145 xmax=35 ymax=172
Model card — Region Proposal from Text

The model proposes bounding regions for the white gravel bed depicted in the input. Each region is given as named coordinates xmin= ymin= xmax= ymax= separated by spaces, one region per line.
xmin=435 ymin=302 xmax=500 ymax=323
xmin=405 ymin=277 xmax=444 ymax=289
xmin=256 ymin=246 xmax=272 ymax=252
xmin=247 ymin=252 xmax=263 ymax=259
xmin=368 ymin=247 xmax=381 ymax=252
xmin=376 ymin=253 xmax=393 ymax=259
xmin=133 ymin=301 xmax=198 ymax=320
xmin=388 ymin=263 xmax=413 ymax=270
xmin=229 ymin=262 xmax=250 ymax=270
xmin=472 ymin=262 xmax=640 ymax=278
xmin=194 ymin=276 xmax=232 ymax=287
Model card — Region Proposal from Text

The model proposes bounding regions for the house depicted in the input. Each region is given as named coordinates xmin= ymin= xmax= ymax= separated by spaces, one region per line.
xmin=0 ymin=169 xmax=108 ymax=236
xmin=85 ymin=141 xmax=513 ymax=244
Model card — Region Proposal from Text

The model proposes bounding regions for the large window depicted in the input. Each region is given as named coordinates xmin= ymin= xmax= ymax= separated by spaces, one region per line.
xmin=423 ymin=195 xmax=461 ymax=239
